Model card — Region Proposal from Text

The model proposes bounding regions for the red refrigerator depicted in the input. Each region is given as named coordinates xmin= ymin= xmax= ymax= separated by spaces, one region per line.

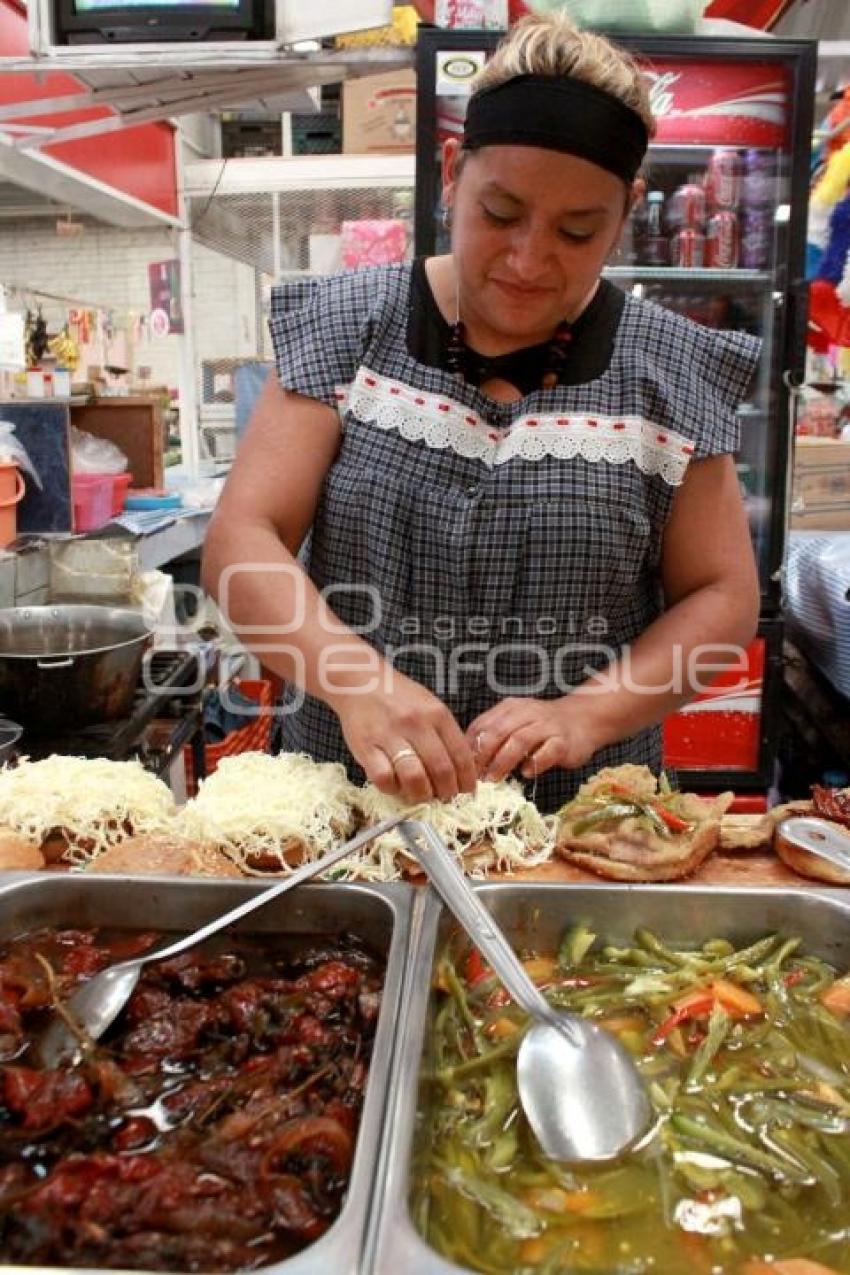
xmin=414 ymin=27 xmax=817 ymax=793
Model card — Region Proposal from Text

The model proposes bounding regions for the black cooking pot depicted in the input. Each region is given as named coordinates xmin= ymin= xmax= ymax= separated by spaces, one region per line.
xmin=0 ymin=717 xmax=21 ymax=763
xmin=0 ymin=606 xmax=153 ymax=735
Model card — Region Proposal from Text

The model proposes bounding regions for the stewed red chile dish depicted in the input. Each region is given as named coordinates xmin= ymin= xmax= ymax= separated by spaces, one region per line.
xmin=0 ymin=926 xmax=385 ymax=1270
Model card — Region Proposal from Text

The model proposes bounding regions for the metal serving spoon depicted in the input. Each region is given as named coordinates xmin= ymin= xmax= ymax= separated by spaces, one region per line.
xmin=778 ymin=815 xmax=850 ymax=877
xmin=36 ymin=814 xmax=410 ymax=1069
xmin=400 ymin=819 xmax=652 ymax=1164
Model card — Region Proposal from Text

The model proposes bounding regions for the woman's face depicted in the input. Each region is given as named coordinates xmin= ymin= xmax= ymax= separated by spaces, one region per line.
xmin=442 ymin=139 xmax=636 ymax=348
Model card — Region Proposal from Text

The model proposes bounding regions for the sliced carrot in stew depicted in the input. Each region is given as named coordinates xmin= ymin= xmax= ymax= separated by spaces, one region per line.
xmin=706 ymin=978 xmax=763 ymax=1017
xmin=521 ymin=956 xmax=557 ymax=983
xmin=820 ymin=975 xmax=850 ymax=1017
xmin=485 ymin=1016 xmax=519 ymax=1040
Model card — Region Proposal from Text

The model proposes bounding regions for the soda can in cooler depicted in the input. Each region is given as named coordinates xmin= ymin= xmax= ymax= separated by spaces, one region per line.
xmin=645 ymin=190 xmax=665 ymax=236
xmin=670 ymin=227 xmax=705 ymax=268
xmin=707 ymin=149 xmax=742 ymax=209
xmin=639 ymin=234 xmax=670 ymax=268
xmin=706 ymin=209 xmax=740 ymax=269
xmin=667 ymin=182 xmax=707 ymax=232
xmin=742 ymin=149 xmax=776 ymax=208
xmin=740 ymin=207 xmax=773 ymax=270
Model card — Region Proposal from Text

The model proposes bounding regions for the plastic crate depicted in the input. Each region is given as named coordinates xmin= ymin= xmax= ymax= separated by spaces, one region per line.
xmin=290 ymin=111 xmax=341 ymax=155
xmin=184 ymin=678 xmax=274 ymax=796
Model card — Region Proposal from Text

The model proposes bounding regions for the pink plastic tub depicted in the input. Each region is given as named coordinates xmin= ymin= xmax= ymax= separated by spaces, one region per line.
xmin=72 ymin=473 xmax=114 ymax=533
xmin=110 ymin=471 xmax=133 ymax=515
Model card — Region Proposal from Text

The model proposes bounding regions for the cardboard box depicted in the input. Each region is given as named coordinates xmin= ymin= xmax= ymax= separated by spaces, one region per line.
xmin=790 ymin=437 xmax=850 ymax=530
xmin=793 ymin=437 xmax=850 ymax=469
xmin=342 ymin=69 xmax=416 ymax=154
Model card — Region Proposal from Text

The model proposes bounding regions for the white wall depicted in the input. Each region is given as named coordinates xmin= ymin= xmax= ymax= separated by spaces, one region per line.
xmin=192 ymin=238 xmax=259 ymax=362
xmin=0 ymin=219 xmax=259 ymax=396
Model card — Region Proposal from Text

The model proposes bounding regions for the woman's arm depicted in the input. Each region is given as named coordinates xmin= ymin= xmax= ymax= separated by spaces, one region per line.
xmin=202 ymin=372 xmax=476 ymax=801
xmin=469 ymin=454 xmax=760 ymax=780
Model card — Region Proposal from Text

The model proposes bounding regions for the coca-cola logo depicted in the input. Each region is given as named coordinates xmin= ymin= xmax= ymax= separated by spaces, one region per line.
xmin=645 ymin=71 xmax=681 ymax=118
xmin=639 ymin=60 xmax=790 ymax=146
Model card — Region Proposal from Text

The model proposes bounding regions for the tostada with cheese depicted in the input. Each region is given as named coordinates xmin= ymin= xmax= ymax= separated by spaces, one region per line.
xmin=350 ymin=778 xmax=554 ymax=880
xmin=178 ymin=751 xmax=358 ymax=873
xmin=0 ymin=755 xmax=177 ymax=865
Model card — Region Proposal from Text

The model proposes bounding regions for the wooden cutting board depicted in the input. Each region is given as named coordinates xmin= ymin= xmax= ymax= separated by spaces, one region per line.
xmin=497 ymin=849 xmax=808 ymax=888
xmin=492 ymin=815 xmax=840 ymax=889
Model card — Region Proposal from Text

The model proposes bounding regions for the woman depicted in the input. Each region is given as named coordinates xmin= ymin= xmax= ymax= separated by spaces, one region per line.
xmin=202 ymin=14 xmax=760 ymax=813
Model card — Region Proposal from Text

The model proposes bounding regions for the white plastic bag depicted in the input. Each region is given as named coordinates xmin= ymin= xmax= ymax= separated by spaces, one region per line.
xmin=70 ymin=425 xmax=128 ymax=475
xmin=0 ymin=420 xmax=43 ymax=490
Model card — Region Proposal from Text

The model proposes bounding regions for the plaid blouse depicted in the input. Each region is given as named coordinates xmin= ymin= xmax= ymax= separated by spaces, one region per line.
xmin=268 ymin=264 xmax=760 ymax=812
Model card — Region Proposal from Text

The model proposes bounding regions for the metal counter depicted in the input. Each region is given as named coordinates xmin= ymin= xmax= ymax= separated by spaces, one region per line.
xmin=366 ymin=883 xmax=850 ymax=1275
xmin=0 ymin=873 xmax=417 ymax=1275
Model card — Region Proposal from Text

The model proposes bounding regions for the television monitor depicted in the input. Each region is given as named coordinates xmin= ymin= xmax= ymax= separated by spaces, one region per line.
xmin=52 ymin=0 xmax=275 ymax=44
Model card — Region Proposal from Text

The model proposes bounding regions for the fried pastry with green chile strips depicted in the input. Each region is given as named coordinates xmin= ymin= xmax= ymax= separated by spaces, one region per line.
xmin=555 ymin=764 xmax=733 ymax=881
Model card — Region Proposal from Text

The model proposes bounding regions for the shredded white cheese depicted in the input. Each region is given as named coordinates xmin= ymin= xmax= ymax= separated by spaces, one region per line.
xmin=0 ymin=755 xmax=177 ymax=864
xmin=0 ymin=751 xmax=555 ymax=882
xmin=177 ymin=751 xmax=359 ymax=873
xmin=347 ymin=780 xmax=555 ymax=880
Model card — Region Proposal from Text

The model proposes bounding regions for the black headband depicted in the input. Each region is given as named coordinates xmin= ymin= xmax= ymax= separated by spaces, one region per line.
xmin=463 ymin=74 xmax=650 ymax=184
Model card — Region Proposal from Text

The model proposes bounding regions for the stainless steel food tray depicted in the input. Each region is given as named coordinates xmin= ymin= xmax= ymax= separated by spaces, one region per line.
xmin=0 ymin=873 xmax=417 ymax=1275
xmin=367 ymin=883 xmax=850 ymax=1275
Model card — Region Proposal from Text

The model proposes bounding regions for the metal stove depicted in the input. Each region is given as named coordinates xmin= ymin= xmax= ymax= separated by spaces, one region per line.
xmin=16 ymin=650 xmax=205 ymax=792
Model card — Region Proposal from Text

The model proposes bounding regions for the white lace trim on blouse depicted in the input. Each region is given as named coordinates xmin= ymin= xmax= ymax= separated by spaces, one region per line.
xmin=340 ymin=366 xmax=695 ymax=487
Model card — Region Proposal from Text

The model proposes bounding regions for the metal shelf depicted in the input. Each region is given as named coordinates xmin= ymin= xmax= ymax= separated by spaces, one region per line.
xmin=184 ymin=153 xmax=415 ymax=199
xmin=647 ymin=143 xmax=776 ymax=159
xmin=605 ymin=266 xmax=771 ymax=284
xmin=0 ymin=47 xmax=413 ymax=151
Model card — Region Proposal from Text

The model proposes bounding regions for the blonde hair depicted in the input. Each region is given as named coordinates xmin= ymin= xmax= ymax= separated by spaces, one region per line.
xmin=473 ymin=13 xmax=656 ymax=138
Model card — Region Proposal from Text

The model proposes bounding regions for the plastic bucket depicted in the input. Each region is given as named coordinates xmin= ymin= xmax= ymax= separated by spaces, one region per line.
xmin=0 ymin=463 xmax=24 ymax=550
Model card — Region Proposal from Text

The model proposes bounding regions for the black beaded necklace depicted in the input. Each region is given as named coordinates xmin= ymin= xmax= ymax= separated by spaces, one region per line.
xmin=445 ymin=312 xmax=574 ymax=391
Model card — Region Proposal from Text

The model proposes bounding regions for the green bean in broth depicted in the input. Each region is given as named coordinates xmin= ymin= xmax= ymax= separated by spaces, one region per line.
xmin=411 ymin=928 xmax=850 ymax=1273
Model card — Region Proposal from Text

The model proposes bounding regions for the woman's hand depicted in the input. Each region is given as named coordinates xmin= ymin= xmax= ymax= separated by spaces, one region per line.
xmin=467 ymin=695 xmax=608 ymax=784
xmin=328 ymin=673 xmax=478 ymax=805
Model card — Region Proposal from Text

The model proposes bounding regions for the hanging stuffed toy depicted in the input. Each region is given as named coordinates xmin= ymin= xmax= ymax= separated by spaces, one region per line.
xmin=25 ymin=307 xmax=49 ymax=365
xmin=818 ymin=192 xmax=850 ymax=287
xmin=807 ymin=137 xmax=850 ymax=374
xmin=825 ymin=87 xmax=850 ymax=160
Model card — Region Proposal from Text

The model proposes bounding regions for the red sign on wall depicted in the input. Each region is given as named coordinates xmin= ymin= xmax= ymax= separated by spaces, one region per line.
xmin=148 ymin=260 xmax=184 ymax=334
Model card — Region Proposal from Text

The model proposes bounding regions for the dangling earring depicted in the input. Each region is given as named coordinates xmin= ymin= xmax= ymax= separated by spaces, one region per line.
xmin=441 ymin=204 xmax=453 ymax=231
xmin=447 ymin=272 xmax=466 ymax=378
